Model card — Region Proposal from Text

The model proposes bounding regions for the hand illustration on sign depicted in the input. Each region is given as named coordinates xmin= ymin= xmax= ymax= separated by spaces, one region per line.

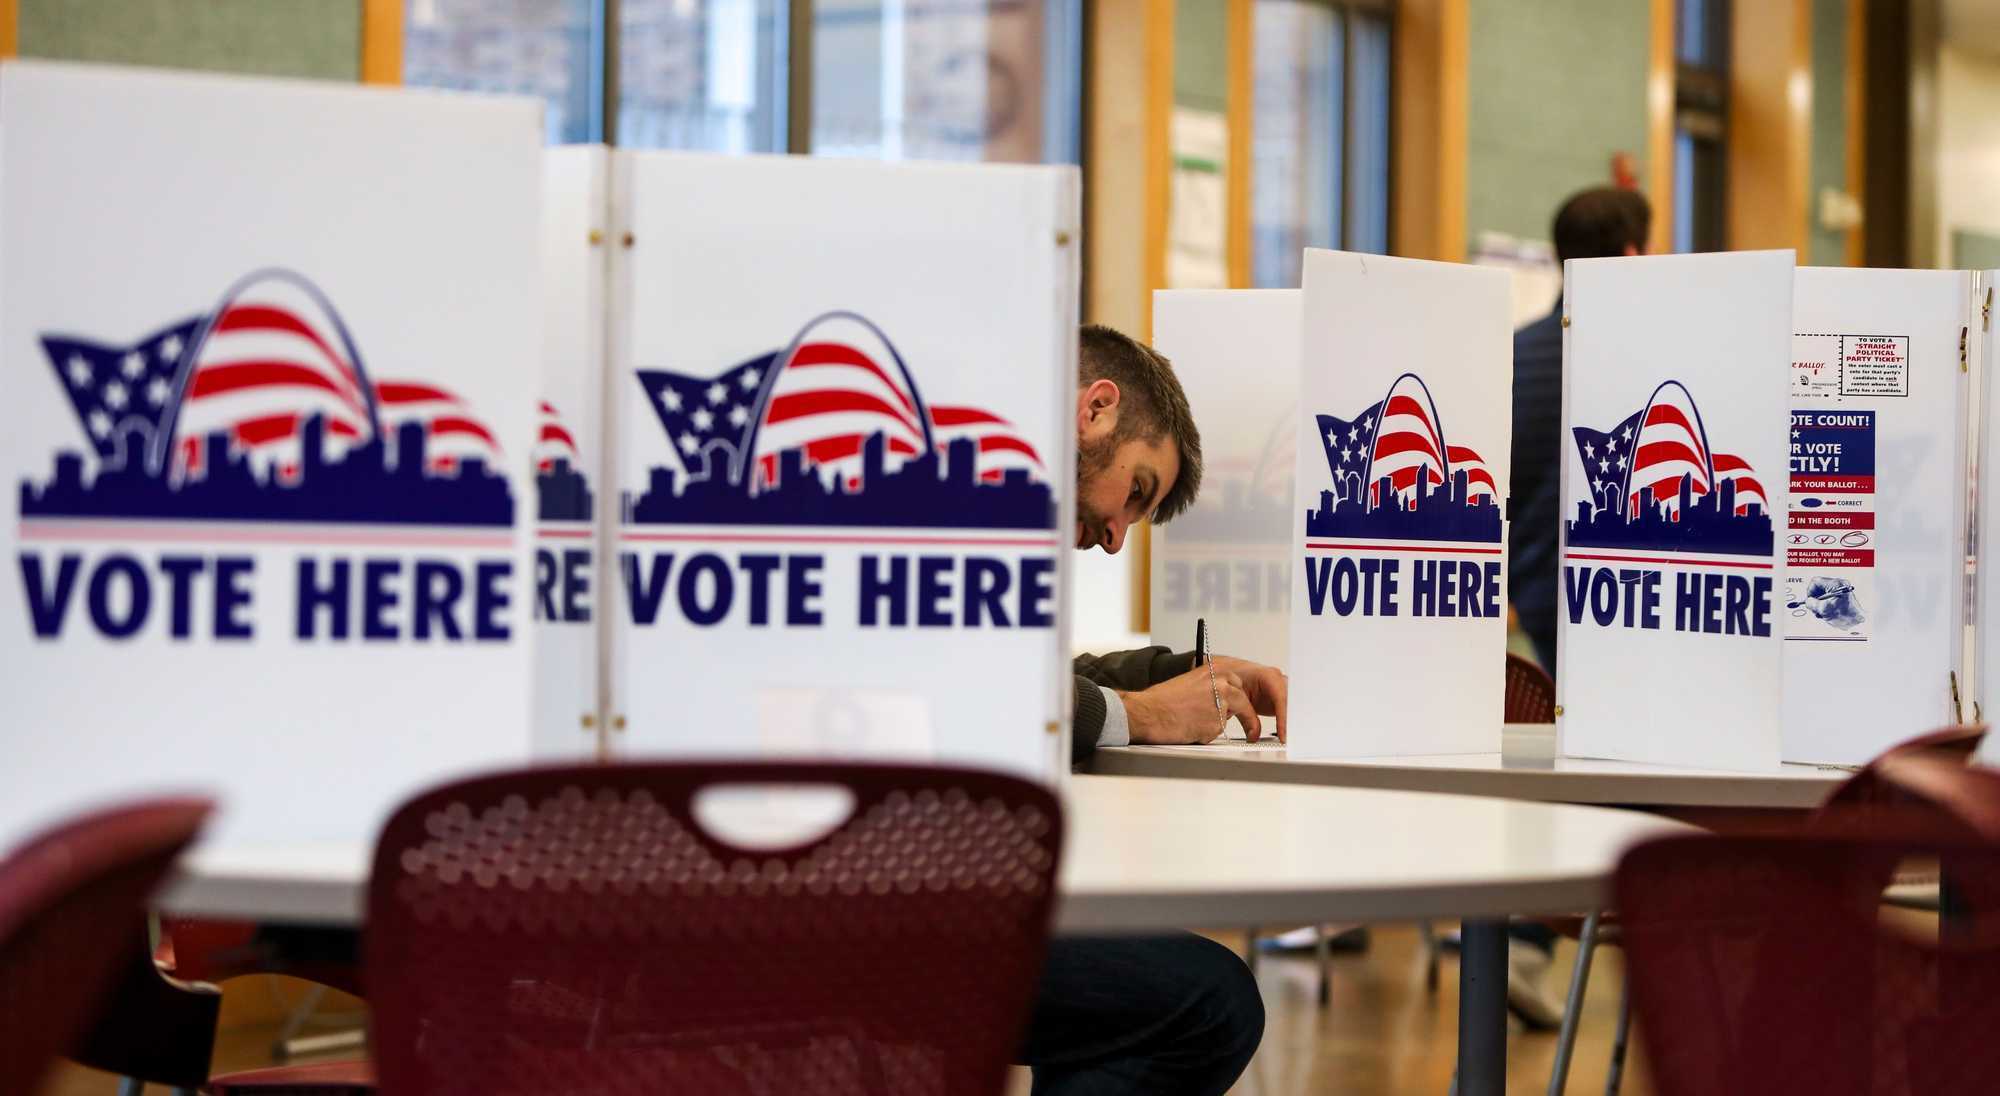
xmin=1789 ymin=574 xmax=1865 ymax=630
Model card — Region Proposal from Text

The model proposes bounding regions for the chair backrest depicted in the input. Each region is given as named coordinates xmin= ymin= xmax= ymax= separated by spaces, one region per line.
xmin=0 ymin=797 xmax=212 ymax=1096
xmin=1617 ymin=764 xmax=2000 ymax=1096
xmin=366 ymin=762 xmax=1064 ymax=1096
xmin=1504 ymin=653 xmax=1555 ymax=723
xmin=1814 ymin=725 xmax=1989 ymax=822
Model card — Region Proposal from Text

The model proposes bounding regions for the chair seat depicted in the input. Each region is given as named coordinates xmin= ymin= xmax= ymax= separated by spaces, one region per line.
xmin=1881 ymin=880 xmax=1942 ymax=911
xmin=206 ymin=1058 xmax=375 ymax=1095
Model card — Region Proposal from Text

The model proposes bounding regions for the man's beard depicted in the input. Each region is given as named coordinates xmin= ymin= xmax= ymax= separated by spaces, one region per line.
xmin=1074 ymin=433 xmax=1117 ymax=548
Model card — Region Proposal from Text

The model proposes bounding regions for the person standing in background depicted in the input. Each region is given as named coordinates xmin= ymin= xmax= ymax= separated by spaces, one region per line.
xmin=1508 ymin=187 xmax=1653 ymax=681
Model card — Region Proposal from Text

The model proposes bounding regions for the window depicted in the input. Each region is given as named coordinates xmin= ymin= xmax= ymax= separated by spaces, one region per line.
xmin=1672 ymin=0 xmax=1729 ymax=253
xmin=404 ymin=0 xmax=602 ymax=144
xmin=1249 ymin=0 xmax=1393 ymax=288
xmin=810 ymin=0 xmax=1082 ymax=163
xmin=617 ymin=0 xmax=788 ymax=153
xmin=403 ymin=0 xmax=1080 ymax=162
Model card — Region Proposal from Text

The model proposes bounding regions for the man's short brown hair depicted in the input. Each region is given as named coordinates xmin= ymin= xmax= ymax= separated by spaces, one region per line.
xmin=1078 ymin=323 xmax=1202 ymax=523
xmin=1552 ymin=187 xmax=1653 ymax=264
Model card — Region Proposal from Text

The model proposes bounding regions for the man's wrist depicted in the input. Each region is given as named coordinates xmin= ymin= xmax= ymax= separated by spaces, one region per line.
xmin=1118 ymin=688 xmax=1155 ymax=743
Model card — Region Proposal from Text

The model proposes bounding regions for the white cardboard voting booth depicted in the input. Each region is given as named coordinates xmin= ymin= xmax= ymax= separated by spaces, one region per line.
xmin=1150 ymin=290 xmax=1300 ymax=671
xmin=1979 ymin=271 xmax=2000 ymax=766
xmin=607 ymin=152 xmax=1079 ymax=784
xmin=533 ymin=146 xmax=610 ymax=759
xmin=1287 ymin=251 xmax=1513 ymax=758
xmin=1784 ymin=267 xmax=1972 ymax=764
xmin=0 ymin=63 xmax=543 ymax=848
xmin=1558 ymin=251 xmax=1792 ymax=771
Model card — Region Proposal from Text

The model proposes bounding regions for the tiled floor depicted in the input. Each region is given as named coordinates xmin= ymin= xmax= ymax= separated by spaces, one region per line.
xmin=40 ymin=923 xmax=1648 ymax=1095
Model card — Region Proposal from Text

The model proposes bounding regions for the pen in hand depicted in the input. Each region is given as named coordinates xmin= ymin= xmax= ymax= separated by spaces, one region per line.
xmin=1196 ymin=617 xmax=1224 ymax=735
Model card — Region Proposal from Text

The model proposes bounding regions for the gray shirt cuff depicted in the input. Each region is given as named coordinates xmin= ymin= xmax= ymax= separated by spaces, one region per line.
xmin=1096 ymin=686 xmax=1130 ymax=747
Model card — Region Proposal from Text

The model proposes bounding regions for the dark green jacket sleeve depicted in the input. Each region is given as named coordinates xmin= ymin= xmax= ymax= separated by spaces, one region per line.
xmin=1069 ymin=646 xmax=1199 ymax=767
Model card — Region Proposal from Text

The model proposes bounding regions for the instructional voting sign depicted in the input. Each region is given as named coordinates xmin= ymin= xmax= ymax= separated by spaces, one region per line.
xmin=1784 ymin=267 xmax=1970 ymax=764
xmin=1287 ymin=251 xmax=1512 ymax=758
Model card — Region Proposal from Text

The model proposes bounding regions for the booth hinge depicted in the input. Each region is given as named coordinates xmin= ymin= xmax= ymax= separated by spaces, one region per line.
xmin=1961 ymin=326 xmax=1970 ymax=373
xmin=1985 ymin=286 xmax=1994 ymax=332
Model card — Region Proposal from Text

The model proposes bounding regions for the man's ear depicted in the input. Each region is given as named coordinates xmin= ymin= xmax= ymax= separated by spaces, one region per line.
xmin=1077 ymin=378 xmax=1121 ymax=440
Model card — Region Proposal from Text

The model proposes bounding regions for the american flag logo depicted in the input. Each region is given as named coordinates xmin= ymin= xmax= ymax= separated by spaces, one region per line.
xmin=536 ymin=401 xmax=582 ymax=475
xmin=629 ymin=312 xmax=1054 ymax=531
xmin=534 ymin=401 xmax=593 ymax=524
xmin=1304 ymin=373 xmax=1502 ymax=545
xmin=20 ymin=269 xmax=513 ymax=527
xmin=1567 ymin=380 xmax=1773 ymax=556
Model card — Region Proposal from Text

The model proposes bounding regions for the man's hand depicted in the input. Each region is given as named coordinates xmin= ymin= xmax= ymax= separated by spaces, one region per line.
xmin=1121 ymin=666 xmax=1261 ymax=745
xmin=1211 ymin=656 xmax=1288 ymax=744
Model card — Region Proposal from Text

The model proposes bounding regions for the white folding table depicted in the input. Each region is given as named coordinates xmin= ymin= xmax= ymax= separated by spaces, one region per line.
xmin=159 ymin=774 xmax=1689 ymax=1096
xmin=1086 ymin=724 xmax=1847 ymax=810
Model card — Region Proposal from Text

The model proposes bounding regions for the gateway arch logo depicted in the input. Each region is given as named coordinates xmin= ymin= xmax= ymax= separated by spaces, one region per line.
xmin=1567 ymin=380 xmax=1773 ymax=557
xmin=1305 ymin=372 xmax=1502 ymax=545
xmin=631 ymin=312 xmax=1054 ymax=531
xmin=19 ymin=269 xmax=513 ymax=527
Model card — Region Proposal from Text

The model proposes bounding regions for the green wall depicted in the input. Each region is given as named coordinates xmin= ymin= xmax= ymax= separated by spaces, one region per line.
xmin=1953 ymin=230 xmax=2000 ymax=272
xmin=20 ymin=0 xmax=361 ymax=82
xmin=1465 ymin=0 xmax=1651 ymax=248
xmin=1174 ymin=0 xmax=1230 ymax=114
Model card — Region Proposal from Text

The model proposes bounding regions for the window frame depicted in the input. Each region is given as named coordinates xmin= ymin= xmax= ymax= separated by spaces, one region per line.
xmin=596 ymin=0 xmax=1080 ymax=160
xmin=1671 ymin=0 xmax=1729 ymax=253
xmin=1245 ymin=0 xmax=1396 ymax=288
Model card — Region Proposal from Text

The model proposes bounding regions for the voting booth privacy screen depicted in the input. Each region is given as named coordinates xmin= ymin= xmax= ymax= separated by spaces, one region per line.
xmin=608 ymin=152 xmax=1080 ymax=783
xmin=0 ymin=63 xmax=544 ymax=847
xmin=534 ymin=146 xmax=610 ymax=759
xmin=1558 ymin=251 xmax=1792 ymax=771
xmin=1151 ymin=290 xmax=1300 ymax=672
xmin=1784 ymin=268 xmax=1971 ymax=764
xmin=1981 ymin=271 xmax=2000 ymax=766
xmin=1287 ymin=251 xmax=1513 ymax=758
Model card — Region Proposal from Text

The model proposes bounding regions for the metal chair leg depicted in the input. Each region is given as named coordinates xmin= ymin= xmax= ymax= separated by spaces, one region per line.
xmin=1315 ymin=924 xmax=1332 ymax=1006
xmin=1244 ymin=926 xmax=1260 ymax=976
xmin=1419 ymin=920 xmax=1442 ymax=992
xmin=1605 ymin=976 xmax=1632 ymax=1095
xmin=1547 ymin=910 xmax=1602 ymax=1096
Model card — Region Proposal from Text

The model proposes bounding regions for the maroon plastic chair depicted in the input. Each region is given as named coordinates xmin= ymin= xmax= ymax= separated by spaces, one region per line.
xmin=363 ymin=762 xmax=1064 ymax=1096
xmin=0 ymin=797 xmax=213 ymax=1096
xmin=1616 ymin=759 xmax=2000 ymax=1096
xmin=1504 ymin=653 xmax=1555 ymax=723
xmin=1814 ymin=724 xmax=1990 ymax=822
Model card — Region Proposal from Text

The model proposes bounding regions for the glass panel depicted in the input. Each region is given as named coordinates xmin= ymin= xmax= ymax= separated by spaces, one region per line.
xmin=618 ymin=0 xmax=788 ymax=152
xmin=1672 ymin=130 xmax=1726 ymax=253
xmin=1249 ymin=0 xmax=1342 ymax=289
xmin=1677 ymin=0 xmax=1729 ymax=68
xmin=1347 ymin=9 xmax=1391 ymax=255
xmin=1674 ymin=129 xmax=1697 ymax=253
xmin=811 ymin=0 xmax=1081 ymax=162
xmin=404 ymin=0 xmax=599 ymax=145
